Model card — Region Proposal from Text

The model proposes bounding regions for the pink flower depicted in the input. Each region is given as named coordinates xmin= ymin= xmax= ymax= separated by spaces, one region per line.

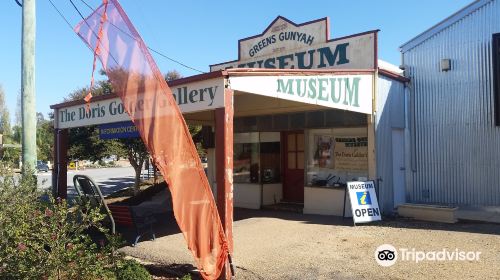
xmin=66 ymin=243 xmax=74 ymax=250
xmin=17 ymin=243 xmax=27 ymax=251
xmin=45 ymin=208 xmax=53 ymax=217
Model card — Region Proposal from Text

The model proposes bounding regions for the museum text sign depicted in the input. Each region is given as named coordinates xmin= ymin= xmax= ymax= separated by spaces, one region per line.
xmin=229 ymin=74 xmax=374 ymax=114
xmin=210 ymin=16 xmax=376 ymax=71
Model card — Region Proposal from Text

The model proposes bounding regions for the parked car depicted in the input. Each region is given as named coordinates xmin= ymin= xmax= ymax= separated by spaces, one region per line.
xmin=36 ymin=161 xmax=49 ymax=172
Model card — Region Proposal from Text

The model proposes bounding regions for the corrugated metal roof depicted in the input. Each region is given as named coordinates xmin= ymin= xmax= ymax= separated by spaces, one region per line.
xmin=400 ymin=0 xmax=493 ymax=53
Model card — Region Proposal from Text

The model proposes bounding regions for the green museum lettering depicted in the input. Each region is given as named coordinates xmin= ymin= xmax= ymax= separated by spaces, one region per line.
xmin=277 ymin=77 xmax=361 ymax=107
xmin=238 ymin=43 xmax=350 ymax=69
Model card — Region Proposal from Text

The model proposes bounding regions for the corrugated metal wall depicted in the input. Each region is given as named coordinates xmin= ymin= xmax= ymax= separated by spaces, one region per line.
xmin=403 ymin=0 xmax=500 ymax=206
xmin=376 ymin=75 xmax=406 ymax=212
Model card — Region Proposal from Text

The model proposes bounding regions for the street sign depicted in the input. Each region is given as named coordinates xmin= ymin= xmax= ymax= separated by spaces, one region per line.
xmin=98 ymin=121 xmax=140 ymax=139
xmin=347 ymin=181 xmax=382 ymax=224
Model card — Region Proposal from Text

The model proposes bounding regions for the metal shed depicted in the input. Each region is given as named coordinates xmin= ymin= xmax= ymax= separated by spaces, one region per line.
xmin=400 ymin=0 xmax=500 ymax=207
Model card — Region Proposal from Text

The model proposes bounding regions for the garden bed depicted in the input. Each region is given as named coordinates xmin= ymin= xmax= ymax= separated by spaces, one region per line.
xmin=105 ymin=181 xmax=168 ymax=206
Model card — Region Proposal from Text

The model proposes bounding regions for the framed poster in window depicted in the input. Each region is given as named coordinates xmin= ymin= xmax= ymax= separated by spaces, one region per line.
xmin=312 ymin=135 xmax=334 ymax=168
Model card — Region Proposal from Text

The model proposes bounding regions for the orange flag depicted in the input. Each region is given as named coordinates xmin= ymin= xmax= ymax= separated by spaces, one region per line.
xmin=75 ymin=1 xmax=228 ymax=279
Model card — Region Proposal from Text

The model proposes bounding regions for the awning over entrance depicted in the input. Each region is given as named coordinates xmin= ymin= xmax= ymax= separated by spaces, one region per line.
xmin=51 ymin=69 xmax=375 ymax=130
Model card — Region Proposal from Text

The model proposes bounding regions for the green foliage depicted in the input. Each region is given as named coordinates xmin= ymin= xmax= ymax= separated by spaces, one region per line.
xmin=65 ymin=80 xmax=113 ymax=102
xmin=0 ymin=85 xmax=11 ymax=136
xmin=117 ymin=138 xmax=149 ymax=193
xmin=164 ymin=70 xmax=182 ymax=82
xmin=68 ymin=126 xmax=123 ymax=163
xmin=0 ymin=166 xmax=134 ymax=280
xmin=64 ymin=70 xmax=204 ymax=189
xmin=180 ymin=274 xmax=192 ymax=280
xmin=0 ymin=126 xmax=21 ymax=167
xmin=11 ymin=125 xmax=22 ymax=144
xmin=115 ymin=259 xmax=151 ymax=280
xmin=37 ymin=115 xmax=54 ymax=162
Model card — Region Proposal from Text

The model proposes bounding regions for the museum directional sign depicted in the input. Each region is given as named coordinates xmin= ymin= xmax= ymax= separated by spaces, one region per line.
xmin=347 ymin=181 xmax=382 ymax=224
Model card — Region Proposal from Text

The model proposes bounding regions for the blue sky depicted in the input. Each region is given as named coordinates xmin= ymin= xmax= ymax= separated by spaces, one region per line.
xmin=0 ymin=0 xmax=472 ymax=121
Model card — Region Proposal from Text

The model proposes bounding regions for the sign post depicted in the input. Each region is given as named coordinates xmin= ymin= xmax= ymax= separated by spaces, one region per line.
xmin=347 ymin=181 xmax=381 ymax=225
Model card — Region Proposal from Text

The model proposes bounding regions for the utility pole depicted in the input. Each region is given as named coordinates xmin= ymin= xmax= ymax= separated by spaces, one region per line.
xmin=21 ymin=0 xmax=37 ymax=173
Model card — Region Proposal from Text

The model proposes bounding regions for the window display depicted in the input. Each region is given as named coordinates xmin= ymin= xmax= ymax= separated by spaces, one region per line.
xmin=260 ymin=142 xmax=281 ymax=183
xmin=233 ymin=133 xmax=281 ymax=184
xmin=234 ymin=143 xmax=259 ymax=183
xmin=307 ymin=128 xmax=368 ymax=187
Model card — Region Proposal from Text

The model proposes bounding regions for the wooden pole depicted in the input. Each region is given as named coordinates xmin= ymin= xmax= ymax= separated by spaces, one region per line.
xmin=21 ymin=0 xmax=37 ymax=173
xmin=215 ymin=88 xmax=234 ymax=279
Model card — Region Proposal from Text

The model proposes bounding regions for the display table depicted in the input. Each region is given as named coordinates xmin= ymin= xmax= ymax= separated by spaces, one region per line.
xmin=304 ymin=186 xmax=352 ymax=217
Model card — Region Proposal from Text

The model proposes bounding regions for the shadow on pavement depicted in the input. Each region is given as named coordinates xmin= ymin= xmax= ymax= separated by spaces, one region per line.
xmin=373 ymin=217 xmax=500 ymax=236
xmin=116 ymin=207 xmax=500 ymax=247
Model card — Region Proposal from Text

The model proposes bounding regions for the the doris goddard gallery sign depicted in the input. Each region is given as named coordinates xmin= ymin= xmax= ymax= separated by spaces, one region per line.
xmin=56 ymin=78 xmax=224 ymax=129
xmin=55 ymin=16 xmax=376 ymax=129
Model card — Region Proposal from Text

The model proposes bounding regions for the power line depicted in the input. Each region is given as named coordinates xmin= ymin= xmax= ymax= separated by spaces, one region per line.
xmin=78 ymin=0 xmax=206 ymax=74
xmin=46 ymin=0 xmax=76 ymax=32
xmin=68 ymin=0 xmax=87 ymax=23
xmin=47 ymin=0 xmax=120 ymax=77
xmin=67 ymin=0 xmax=119 ymax=66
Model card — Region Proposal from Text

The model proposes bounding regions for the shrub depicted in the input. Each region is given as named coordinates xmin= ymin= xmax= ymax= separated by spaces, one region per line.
xmin=115 ymin=259 xmax=151 ymax=280
xmin=0 ymin=165 xmax=141 ymax=279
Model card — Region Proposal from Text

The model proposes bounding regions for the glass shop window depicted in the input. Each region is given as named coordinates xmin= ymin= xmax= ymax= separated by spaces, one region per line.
xmin=233 ymin=143 xmax=259 ymax=183
xmin=306 ymin=129 xmax=368 ymax=187
xmin=260 ymin=142 xmax=281 ymax=184
xmin=233 ymin=132 xmax=282 ymax=184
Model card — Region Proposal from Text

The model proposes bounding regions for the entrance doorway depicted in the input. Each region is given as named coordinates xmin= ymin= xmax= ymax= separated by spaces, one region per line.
xmin=282 ymin=131 xmax=305 ymax=202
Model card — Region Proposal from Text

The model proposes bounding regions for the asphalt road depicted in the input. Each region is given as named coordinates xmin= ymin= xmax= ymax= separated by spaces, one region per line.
xmin=37 ymin=166 xmax=136 ymax=198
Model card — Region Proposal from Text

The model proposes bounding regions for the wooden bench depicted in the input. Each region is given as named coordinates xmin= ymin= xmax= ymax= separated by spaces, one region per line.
xmin=107 ymin=204 xmax=156 ymax=246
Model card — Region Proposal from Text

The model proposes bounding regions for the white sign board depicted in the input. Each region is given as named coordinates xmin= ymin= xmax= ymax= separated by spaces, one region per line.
xmin=347 ymin=181 xmax=381 ymax=223
xmin=55 ymin=78 xmax=224 ymax=129
xmin=229 ymin=74 xmax=373 ymax=114
xmin=210 ymin=16 xmax=376 ymax=71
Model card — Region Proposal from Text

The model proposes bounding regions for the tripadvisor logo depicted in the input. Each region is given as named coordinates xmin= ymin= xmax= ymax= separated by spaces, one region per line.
xmin=375 ymin=244 xmax=481 ymax=267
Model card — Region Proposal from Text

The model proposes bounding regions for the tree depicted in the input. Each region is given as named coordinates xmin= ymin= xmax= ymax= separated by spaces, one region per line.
xmin=68 ymin=126 xmax=119 ymax=163
xmin=65 ymin=76 xmax=148 ymax=192
xmin=65 ymin=79 xmax=113 ymax=102
xmin=15 ymin=90 xmax=21 ymax=127
xmin=0 ymin=85 xmax=11 ymax=136
xmin=164 ymin=70 xmax=182 ymax=82
xmin=64 ymin=69 xmax=204 ymax=193
xmin=0 ymin=85 xmax=18 ymax=166
xmin=117 ymin=138 xmax=149 ymax=194
xmin=36 ymin=113 xmax=53 ymax=162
